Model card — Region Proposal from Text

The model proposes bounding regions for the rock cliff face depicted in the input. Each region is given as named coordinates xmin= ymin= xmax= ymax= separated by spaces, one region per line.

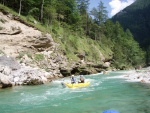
xmin=0 ymin=10 xmax=111 ymax=88
xmin=0 ymin=56 xmax=51 ymax=88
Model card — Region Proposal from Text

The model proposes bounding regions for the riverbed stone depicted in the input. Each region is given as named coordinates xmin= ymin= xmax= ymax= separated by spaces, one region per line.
xmin=3 ymin=66 xmax=12 ymax=75
xmin=0 ymin=73 xmax=12 ymax=88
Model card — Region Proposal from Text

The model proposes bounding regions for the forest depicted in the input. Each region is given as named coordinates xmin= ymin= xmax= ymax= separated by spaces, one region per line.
xmin=0 ymin=0 xmax=146 ymax=69
xmin=112 ymin=0 xmax=150 ymax=66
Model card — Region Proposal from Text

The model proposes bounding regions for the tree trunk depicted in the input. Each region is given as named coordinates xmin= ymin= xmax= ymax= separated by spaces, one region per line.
xmin=95 ymin=29 xmax=96 ymax=40
xmin=40 ymin=0 xmax=44 ymax=22
xmin=18 ymin=0 xmax=23 ymax=16
xmin=2 ymin=0 xmax=5 ymax=5
xmin=86 ymin=13 xmax=88 ymax=36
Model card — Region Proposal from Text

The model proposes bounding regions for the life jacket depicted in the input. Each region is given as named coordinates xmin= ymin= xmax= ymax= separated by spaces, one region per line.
xmin=71 ymin=77 xmax=76 ymax=83
xmin=80 ymin=76 xmax=84 ymax=82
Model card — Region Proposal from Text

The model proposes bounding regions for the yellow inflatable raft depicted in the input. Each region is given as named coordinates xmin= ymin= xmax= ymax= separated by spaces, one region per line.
xmin=64 ymin=82 xmax=90 ymax=88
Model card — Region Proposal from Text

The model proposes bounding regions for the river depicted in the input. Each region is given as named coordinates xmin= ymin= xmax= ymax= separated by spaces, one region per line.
xmin=0 ymin=71 xmax=150 ymax=113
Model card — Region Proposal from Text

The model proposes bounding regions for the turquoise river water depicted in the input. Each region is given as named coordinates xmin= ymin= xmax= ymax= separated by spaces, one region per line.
xmin=0 ymin=71 xmax=150 ymax=113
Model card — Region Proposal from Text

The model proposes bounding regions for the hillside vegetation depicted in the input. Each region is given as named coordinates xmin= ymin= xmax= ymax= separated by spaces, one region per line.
xmin=112 ymin=0 xmax=150 ymax=65
xmin=0 ymin=0 xmax=145 ymax=70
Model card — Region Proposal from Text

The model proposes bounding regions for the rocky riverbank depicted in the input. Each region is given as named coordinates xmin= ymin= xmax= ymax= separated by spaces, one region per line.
xmin=0 ymin=10 xmax=112 ymax=89
xmin=123 ymin=67 xmax=150 ymax=83
xmin=0 ymin=56 xmax=56 ymax=88
xmin=0 ymin=54 xmax=110 ymax=88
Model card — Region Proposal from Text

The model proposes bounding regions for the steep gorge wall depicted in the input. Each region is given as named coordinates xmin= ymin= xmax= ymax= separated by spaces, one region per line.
xmin=0 ymin=10 xmax=111 ymax=88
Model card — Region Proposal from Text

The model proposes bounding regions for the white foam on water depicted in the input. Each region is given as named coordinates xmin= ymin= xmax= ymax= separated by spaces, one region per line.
xmin=70 ymin=88 xmax=94 ymax=93
xmin=46 ymin=78 xmax=98 ymax=97
xmin=52 ymin=78 xmax=71 ymax=85
xmin=125 ymin=79 xmax=140 ymax=83
xmin=45 ymin=88 xmax=69 ymax=97
xmin=88 ymin=72 xmax=103 ymax=76
xmin=20 ymin=92 xmax=24 ymax=96
xmin=88 ymin=77 xmax=102 ymax=87
xmin=28 ymin=75 xmax=101 ymax=103
xmin=90 ymin=81 xmax=101 ymax=87
xmin=106 ymin=75 xmax=126 ymax=79
xmin=52 ymin=104 xmax=59 ymax=107
xmin=19 ymin=94 xmax=48 ymax=105
xmin=112 ymin=70 xmax=136 ymax=74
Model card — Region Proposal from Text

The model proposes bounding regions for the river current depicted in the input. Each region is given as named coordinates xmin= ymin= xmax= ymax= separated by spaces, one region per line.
xmin=0 ymin=71 xmax=150 ymax=113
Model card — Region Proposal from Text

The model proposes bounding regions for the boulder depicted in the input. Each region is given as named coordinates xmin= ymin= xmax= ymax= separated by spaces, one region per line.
xmin=104 ymin=62 xmax=111 ymax=68
xmin=0 ymin=73 xmax=12 ymax=88
xmin=40 ymin=76 xmax=48 ymax=84
xmin=77 ymin=52 xmax=85 ymax=60
xmin=92 ymin=64 xmax=103 ymax=68
xmin=0 ymin=56 xmax=20 ymax=70
xmin=30 ymin=33 xmax=55 ymax=48
xmin=44 ymin=72 xmax=54 ymax=79
xmin=13 ymin=77 xmax=20 ymax=82
xmin=25 ymin=78 xmax=43 ymax=85
xmin=3 ymin=66 xmax=12 ymax=75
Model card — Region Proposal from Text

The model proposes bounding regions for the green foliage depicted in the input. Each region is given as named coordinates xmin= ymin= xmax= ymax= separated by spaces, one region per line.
xmin=112 ymin=0 xmax=150 ymax=65
xmin=0 ymin=0 xmax=146 ymax=69
xmin=77 ymin=0 xmax=90 ymax=15
xmin=101 ymin=20 xmax=145 ymax=68
xmin=34 ymin=54 xmax=44 ymax=61
xmin=43 ymin=5 xmax=57 ymax=26
xmin=90 ymin=1 xmax=108 ymax=25
xmin=26 ymin=15 xmax=36 ymax=23
xmin=146 ymin=46 xmax=150 ymax=65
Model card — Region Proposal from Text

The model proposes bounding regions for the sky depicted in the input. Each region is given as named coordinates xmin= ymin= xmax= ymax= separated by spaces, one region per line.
xmin=89 ymin=0 xmax=136 ymax=18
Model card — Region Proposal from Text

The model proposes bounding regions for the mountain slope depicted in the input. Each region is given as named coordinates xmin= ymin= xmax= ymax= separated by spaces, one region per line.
xmin=112 ymin=0 xmax=150 ymax=48
xmin=0 ymin=3 xmax=145 ymax=72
